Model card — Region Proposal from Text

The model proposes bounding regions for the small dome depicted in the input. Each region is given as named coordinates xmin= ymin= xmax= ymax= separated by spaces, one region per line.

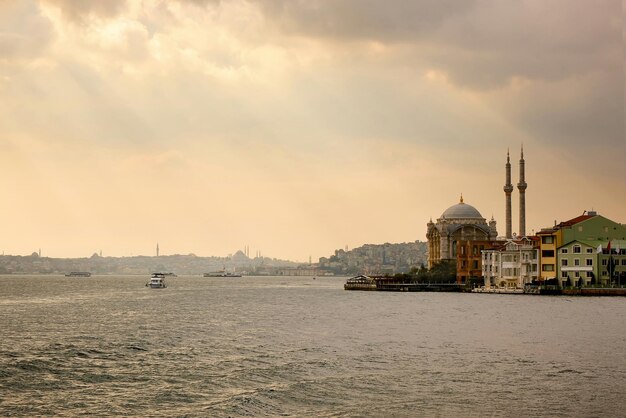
xmin=441 ymin=196 xmax=483 ymax=219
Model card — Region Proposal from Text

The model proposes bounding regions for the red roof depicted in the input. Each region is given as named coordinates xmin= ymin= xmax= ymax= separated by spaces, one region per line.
xmin=558 ymin=214 xmax=594 ymax=227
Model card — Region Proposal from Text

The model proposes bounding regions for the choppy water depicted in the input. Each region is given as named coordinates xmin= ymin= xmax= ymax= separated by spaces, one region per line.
xmin=1 ymin=275 xmax=625 ymax=417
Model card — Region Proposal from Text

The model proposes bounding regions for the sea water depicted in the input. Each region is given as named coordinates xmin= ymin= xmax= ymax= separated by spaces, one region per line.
xmin=1 ymin=275 xmax=625 ymax=416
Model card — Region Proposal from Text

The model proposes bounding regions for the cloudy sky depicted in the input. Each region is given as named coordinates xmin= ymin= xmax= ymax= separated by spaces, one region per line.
xmin=0 ymin=0 xmax=623 ymax=261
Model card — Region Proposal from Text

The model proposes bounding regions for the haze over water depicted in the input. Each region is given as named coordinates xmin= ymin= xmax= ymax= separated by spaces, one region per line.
xmin=2 ymin=275 xmax=625 ymax=416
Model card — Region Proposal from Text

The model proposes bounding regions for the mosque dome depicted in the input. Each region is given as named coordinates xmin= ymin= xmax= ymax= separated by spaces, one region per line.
xmin=441 ymin=196 xmax=483 ymax=219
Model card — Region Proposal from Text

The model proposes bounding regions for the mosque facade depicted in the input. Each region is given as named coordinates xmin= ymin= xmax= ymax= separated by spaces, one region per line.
xmin=426 ymin=196 xmax=498 ymax=269
xmin=426 ymin=148 xmax=527 ymax=273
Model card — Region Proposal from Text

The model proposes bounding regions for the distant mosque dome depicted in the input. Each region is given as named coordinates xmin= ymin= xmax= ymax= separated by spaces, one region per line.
xmin=427 ymin=195 xmax=498 ymax=270
xmin=231 ymin=250 xmax=249 ymax=261
xmin=441 ymin=196 xmax=483 ymax=219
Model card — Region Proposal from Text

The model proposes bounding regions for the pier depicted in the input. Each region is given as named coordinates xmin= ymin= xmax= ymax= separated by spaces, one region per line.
xmin=376 ymin=282 xmax=464 ymax=292
xmin=345 ymin=276 xmax=626 ymax=296
xmin=344 ymin=275 xmax=464 ymax=292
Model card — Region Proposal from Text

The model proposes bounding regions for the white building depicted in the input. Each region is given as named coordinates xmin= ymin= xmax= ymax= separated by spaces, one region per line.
xmin=481 ymin=238 xmax=539 ymax=289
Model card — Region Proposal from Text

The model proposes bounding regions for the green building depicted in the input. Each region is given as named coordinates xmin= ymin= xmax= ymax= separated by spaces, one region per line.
xmin=558 ymin=239 xmax=626 ymax=287
xmin=555 ymin=213 xmax=626 ymax=287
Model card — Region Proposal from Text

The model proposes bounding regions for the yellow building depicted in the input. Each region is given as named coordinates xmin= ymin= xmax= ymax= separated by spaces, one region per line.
xmin=536 ymin=228 xmax=562 ymax=282
xmin=536 ymin=212 xmax=603 ymax=282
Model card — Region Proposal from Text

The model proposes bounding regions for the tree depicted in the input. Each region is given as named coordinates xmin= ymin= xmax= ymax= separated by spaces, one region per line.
xmin=427 ymin=260 xmax=456 ymax=283
xmin=565 ymin=276 xmax=572 ymax=288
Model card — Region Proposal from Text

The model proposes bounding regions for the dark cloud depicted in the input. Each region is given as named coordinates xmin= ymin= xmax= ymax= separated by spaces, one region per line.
xmin=434 ymin=1 xmax=620 ymax=87
xmin=513 ymin=74 xmax=623 ymax=149
xmin=179 ymin=0 xmax=222 ymax=5
xmin=252 ymin=0 xmax=623 ymax=161
xmin=256 ymin=0 xmax=620 ymax=87
xmin=257 ymin=0 xmax=476 ymax=42
xmin=0 ymin=1 xmax=54 ymax=61
xmin=40 ymin=0 xmax=127 ymax=21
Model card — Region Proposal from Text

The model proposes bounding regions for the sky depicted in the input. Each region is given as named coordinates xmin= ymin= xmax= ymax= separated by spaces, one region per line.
xmin=0 ymin=0 xmax=624 ymax=261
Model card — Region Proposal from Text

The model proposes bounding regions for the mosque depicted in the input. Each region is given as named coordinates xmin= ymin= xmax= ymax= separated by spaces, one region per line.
xmin=426 ymin=196 xmax=498 ymax=269
xmin=426 ymin=148 xmax=527 ymax=271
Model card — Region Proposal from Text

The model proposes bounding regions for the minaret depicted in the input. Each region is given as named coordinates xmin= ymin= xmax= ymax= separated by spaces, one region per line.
xmin=156 ymin=243 xmax=160 ymax=257
xmin=504 ymin=150 xmax=513 ymax=239
xmin=517 ymin=145 xmax=527 ymax=237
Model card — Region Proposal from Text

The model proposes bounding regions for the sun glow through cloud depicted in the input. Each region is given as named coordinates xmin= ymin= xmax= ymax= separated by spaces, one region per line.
xmin=0 ymin=0 xmax=623 ymax=261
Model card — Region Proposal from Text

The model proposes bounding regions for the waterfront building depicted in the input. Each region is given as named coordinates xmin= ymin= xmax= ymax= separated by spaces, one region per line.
xmin=537 ymin=212 xmax=626 ymax=282
xmin=557 ymin=239 xmax=626 ymax=287
xmin=455 ymin=239 xmax=502 ymax=284
xmin=481 ymin=237 xmax=540 ymax=289
xmin=536 ymin=227 xmax=564 ymax=282
xmin=426 ymin=196 xmax=498 ymax=269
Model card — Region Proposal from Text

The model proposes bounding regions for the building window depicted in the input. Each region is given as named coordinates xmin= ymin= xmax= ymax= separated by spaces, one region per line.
xmin=578 ymin=226 xmax=583 ymax=232
xmin=621 ymin=259 xmax=626 ymax=266
xmin=561 ymin=248 xmax=568 ymax=254
xmin=586 ymin=271 xmax=593 ymax=278
xmin=561 ymin=271 xmax=568 ymax=278
xmin=575 ymin=271 xmax=580 ymax=277
xmin=461 ymin=246 xmax=465 ymax=255
xmin=561 ymin=259 xmax=568 ymax=266
xmin=542 ymin=236 xmax=554 ymax=244
xmin=586 ymin=248 xmax=593 ymax=253
xmin=586 ymin=259 xmax=593 ymax=266
xmin=542 ymin=250 xmax=555 ymax=258
xmin=542 ymin=264 xmax=554 ymax=272
xmin=574 ymin=259 xmax=580 ymax=266
xmin=573 ymin=245 xmax=581 ymax=254
xmin=602 ymin=259 xmax=608 ymax=266
xmin=472 ymin=260 xmax=479 ymax=269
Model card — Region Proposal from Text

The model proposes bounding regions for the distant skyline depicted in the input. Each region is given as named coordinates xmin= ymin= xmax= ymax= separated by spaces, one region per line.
xmin=1 ymin=0 xmax=624 ymax=261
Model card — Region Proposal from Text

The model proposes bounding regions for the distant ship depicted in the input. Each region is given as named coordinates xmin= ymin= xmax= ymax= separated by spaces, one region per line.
xmin=147 ymin=273 xmax=167 ymax=288
xmin=65 ymin=272 xmax=92 ymax=277
xmin=203 ymin=270 xmax=242 ymax=277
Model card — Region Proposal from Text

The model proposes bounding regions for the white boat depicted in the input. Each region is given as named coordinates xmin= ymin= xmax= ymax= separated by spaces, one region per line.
xmin=147 ymin=273 xmax=167 ymax=288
